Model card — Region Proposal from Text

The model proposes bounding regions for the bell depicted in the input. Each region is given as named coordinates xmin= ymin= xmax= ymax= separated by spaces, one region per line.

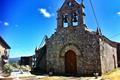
xmin=74 ymin=13 xmax=77 ymax=16
xmin=64 ymin=16 xmax=68 ymax=23
xmin=73 ymin=16 xmax=77 ymax=22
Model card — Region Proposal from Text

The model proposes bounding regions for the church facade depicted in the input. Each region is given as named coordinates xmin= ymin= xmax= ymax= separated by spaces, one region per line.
xmin=33 ymin=0 xmax=118 ymax=76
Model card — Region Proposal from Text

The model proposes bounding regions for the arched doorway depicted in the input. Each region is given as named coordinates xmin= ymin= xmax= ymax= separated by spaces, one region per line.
xmin=113 ymin=55 xmax=116 ymax=68
xmin=65 ymin=50 xmax=77 ymax=75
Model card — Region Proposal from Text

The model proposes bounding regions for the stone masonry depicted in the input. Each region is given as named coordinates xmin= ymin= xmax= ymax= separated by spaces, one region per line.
xmin=34 ymin=0 xmax=118 ymax=76
xmin=46 ymin=25 xmax=101 ymax=75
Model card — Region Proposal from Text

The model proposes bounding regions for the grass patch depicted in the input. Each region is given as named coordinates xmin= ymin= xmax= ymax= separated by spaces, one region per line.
xmin=103 ymin=68 xmax=119 ymax=75
xmin=102 ymin=68 xmax=120 ymax=80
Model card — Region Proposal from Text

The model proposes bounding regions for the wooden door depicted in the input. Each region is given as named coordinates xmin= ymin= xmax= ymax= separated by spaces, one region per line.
xmin=65 ymin=50 xmax=77 ymax=75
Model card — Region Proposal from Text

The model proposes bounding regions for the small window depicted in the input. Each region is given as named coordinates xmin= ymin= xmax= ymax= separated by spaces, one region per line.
xmin=67 ymin=2 xmax=74 ymax=7
xmin=68 ymin=2 xmax=72 ymax=7
xmin=113 ymin=55 xmax=116 ymax=68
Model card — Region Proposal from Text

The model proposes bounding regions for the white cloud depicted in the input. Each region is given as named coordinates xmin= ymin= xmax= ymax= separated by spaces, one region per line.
xmin=38 ymin=8 xmax=52 ymax=18
xmin=4 ymin=22 xmax=9 ymax=26
xmin=117 ymin=12 xmax=120 ymax=16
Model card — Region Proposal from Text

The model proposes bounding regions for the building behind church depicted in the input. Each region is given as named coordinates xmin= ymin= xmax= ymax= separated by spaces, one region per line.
xmin=32 ymin=0 xmax=119 ymax=76
xmin=0 ymin=36 xmax=11 ymax=75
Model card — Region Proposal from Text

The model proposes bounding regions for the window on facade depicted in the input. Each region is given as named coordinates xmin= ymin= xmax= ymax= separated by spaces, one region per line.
xmin=68 ymin=2 xmax=72 ymax=7
xmin=67 ymin=2 xmax=74 ymax=8
xmin=4 ymin=50 xmax=7 ymax=54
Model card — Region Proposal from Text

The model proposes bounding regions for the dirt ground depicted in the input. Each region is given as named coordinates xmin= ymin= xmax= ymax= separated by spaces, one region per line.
xmin=0 ymin=75 xmax=102 ymax=80
xmin=1 ymin=68 xmax=120 ymax=80
xmin=20 ymin=76 xmax=102 ymax=80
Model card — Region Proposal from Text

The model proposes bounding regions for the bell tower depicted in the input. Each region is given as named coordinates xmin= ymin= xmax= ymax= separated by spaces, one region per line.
xmin=57 ymin=0 xmax=85 ymax=31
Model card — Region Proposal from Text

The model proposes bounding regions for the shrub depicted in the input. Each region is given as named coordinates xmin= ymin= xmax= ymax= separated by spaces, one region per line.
xmin=11 ymin=63 xmax=20 ymax=69
xmin=3 ymin=63 xmax=12 ymax=74
xmin=2 ymin=63 xmax=12 ymax=77
xmin=20 ymin=65 xmax=31 ymax=71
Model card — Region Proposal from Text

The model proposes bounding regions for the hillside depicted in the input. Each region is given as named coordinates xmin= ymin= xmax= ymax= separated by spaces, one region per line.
xmin=9 ymin=57 xmax=20 ymax=64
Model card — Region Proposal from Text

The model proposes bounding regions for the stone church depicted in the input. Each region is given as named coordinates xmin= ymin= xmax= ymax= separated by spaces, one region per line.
xmin=32 ymin=0 xmax=118 ymax=76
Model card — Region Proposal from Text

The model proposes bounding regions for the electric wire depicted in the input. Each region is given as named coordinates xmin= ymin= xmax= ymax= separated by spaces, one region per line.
xmin=89 ymin=0 xmax=120 ymax=39
xmin=110 ymin=33 xmax=120 ymax=38
xmin=89 ymin=0 xmax=100 ymax=28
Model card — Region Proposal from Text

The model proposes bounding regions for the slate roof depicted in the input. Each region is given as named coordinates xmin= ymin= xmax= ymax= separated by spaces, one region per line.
xmin=0 ymin=36 xmax=11 ymax=49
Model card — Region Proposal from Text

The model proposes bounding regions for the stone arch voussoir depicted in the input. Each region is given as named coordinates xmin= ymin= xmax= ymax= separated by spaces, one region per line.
xmin=60 ymin=43 xmax=81 ymax=57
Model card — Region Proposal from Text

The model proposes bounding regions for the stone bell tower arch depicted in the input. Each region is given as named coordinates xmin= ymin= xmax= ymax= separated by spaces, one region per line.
xmin=57 ymin=0 xmax=85 ymax=31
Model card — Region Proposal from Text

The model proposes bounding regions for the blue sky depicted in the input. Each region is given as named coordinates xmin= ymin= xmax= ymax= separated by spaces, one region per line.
xmin=0 ymin=0 xmax=120 ymax=58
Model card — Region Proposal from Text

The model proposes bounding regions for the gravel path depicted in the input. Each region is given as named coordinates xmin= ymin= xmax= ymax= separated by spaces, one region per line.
xmin=0 ymin=74 xmax=102 ymax=80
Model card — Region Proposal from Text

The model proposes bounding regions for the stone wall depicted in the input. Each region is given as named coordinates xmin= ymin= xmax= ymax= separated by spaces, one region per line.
xmin=100 ymin=38 xmax=117 ymax=74
xmin=35 ymin=45 xmax=47 ymax=73
xmin=0 ymin=44 xmax=6 ymax=55
xmin=117 ymin=44 xmax=120 ymax=67
xmin=46 ymin=25 xmax=101 ymax=75
xmin=0 ymin=44 xmax=6 ymax=74
xmin=0 ymin=37 xmax=10 ymax=75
